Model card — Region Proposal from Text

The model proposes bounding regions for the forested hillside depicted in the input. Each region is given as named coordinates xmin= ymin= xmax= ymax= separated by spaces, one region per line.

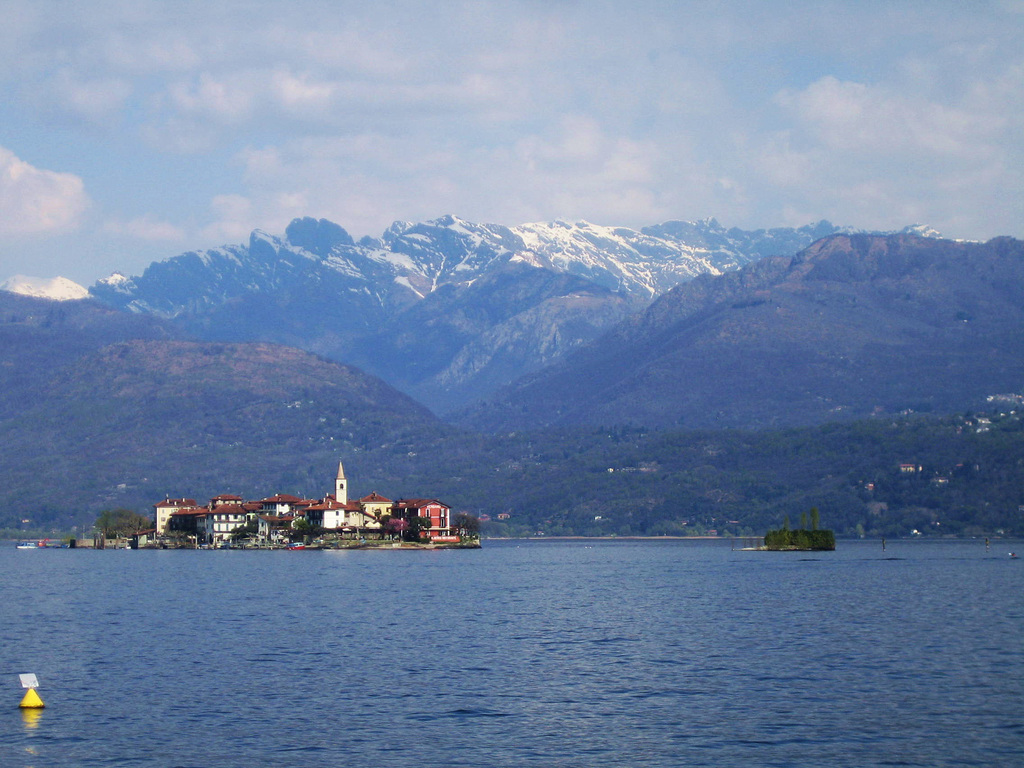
xmin=6 ymin=399 xmax=1022 ymax=540
xmin=380 ymin=410 xmax=1024 ymax=540
xmin=0 ymin=296 xmax=447 ymax=533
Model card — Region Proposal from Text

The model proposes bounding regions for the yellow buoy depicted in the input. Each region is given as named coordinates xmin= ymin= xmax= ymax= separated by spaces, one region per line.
xmin=19 ymin=688 xmax=44 ymax=709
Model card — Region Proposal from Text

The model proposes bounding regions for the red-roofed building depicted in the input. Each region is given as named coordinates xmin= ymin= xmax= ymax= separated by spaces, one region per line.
xmin=155 ymin=498 xmax=198 ymax=534
xmin=392 ymin=499 xmax=455 ymax=541
xmin=260 ymin=494 xmax=315 ymax=516
xmin=167 ymin=507 xmax=206 ymax=540
xmin=209 ymin=494 xmax=244 ymax=508
xmin=305 ymin=498 xmax=381 ymax=535
xmin=205 ymin=504 xmax=251 ymax=545
xmin=358 ymin=492 xmax=392 ymax=519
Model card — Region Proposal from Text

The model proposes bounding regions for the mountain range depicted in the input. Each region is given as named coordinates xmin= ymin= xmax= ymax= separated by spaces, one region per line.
xmin=3 ymin=214 xmax=1022 ymax=537
xmin=88 ymin=216 xmax=904 ymax=412
xmin=460 ymin=233 xmax=1024 ymax=430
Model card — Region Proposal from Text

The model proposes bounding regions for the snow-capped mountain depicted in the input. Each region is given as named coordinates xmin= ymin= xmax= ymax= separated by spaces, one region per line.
xmin=89 ymin=215 xmax=933 ymax=412
xmin=1 ymin=275 xmax=88 ymax=301
xmin=93 ymin=215 xmax=855 ymax=314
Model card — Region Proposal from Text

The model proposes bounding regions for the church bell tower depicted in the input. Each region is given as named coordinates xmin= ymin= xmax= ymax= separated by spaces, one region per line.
xmin=335 ymin=460 xmax=348 ymax=504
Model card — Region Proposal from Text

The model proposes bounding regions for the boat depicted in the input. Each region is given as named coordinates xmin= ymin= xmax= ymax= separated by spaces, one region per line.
xmin=16 ymin=539 xmax=68 ymax=549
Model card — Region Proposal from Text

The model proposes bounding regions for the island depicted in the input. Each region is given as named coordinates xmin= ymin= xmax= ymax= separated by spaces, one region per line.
xmin=81 ymin=459 xmax=481 ymax=550
xmin=763 ymin=507 xmax=836 ymax=551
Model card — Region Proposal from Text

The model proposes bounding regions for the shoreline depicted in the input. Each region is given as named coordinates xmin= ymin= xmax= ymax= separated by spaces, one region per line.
xmin=7 ymin=535 xmax=1018 ymax=548
xmin=7 ymin=539 xmax=482 ymax=551
xmin=483 ymin=536 xmax=777 ymax=546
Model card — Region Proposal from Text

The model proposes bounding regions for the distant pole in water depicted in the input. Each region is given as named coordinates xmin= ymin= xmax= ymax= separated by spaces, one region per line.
xmin=882 ymin=537 xmax=886 ymax=551
xmin=986 ymin=538 xmax=990 ymax=551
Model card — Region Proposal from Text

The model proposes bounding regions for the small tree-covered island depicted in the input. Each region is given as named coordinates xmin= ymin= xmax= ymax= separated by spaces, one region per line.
xmin=763 ymin=507 xmax=836 ymax=551
xmin=97 ymin=461 xmax=480 ymax=550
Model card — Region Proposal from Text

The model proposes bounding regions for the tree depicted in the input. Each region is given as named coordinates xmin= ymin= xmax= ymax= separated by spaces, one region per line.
xmin=384 ymin=516 xmax=408 ymax=540
xmin=290 ymin=517 xmax=320 ymax=542
xmin=407 ymin=515 xmax=433 ymax=541
xmin=94 ymin=508 xmax=152 ymax=539
xmin=230 ymin=518 xmax=258 ymax=542
xmin=453 ymin=512 xmax=480 ymax=537
xmin=810 ymin=507 xmax=820 ymax=531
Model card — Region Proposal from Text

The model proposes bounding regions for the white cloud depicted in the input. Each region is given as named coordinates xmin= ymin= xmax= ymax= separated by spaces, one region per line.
xmin=201 ymin=194 xmax=257 ymax=243
xmin=271 ymin=71 xmax=336 ymax=108
xmin=31 ymin=70 xmax=133 ymax=125
xmin=220 ymin=115 xmax=680 ymax=241
xmin=1 ymin=0 xmax=1023 ymax=283
xmin=102 ymin=215 xmax=185 ymax=242
xmin=167 ymin=72 xmax=258 ymax=123
xmin=776 ymin=76 xmax=998 ymax=160
xmin=741 ymin=61 xmax=1024 ymax=237
xmin=0 ymin=147 xmax=89 ymax=235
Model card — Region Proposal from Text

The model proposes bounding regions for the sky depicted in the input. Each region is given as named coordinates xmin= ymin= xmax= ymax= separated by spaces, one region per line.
xmin=0 ymin=0 xmax=1022 ymax=285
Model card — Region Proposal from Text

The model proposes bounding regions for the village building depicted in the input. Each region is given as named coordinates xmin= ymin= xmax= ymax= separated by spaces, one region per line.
xmin=260 ymin=494 xmax=314 ymax=516
xmin=204 ymin=504 xmax=252 ymax=544
xmin=357 ymin=492 xmax=393 ymax=519
xmin=154 ymin=498 xmax=198 ymax=534
xmin=210 ymin=494 xmax=244 ymax=506
xmin=256 ymin=514 xmax=295 ymax=544
xmin=166 ymin=506 xmax=206 ymax=541
xmin=303 ymin=499 xmax=380 ymax=534
xmin=392 ymin=499 xmax=453 ymax=539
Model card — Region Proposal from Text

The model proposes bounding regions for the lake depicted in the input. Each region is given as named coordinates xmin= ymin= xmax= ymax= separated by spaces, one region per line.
xmin=1 ymin=539 xmax=1021 ymax=767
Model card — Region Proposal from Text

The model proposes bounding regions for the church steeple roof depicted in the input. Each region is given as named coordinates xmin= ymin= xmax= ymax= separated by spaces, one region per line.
xmin=335 ymin=459 xmax=348 ymax=504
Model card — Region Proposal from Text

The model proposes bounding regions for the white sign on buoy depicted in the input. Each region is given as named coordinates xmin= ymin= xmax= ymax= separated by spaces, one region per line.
xmin=19 ymin=674 xmax=39 ymax=689
xmin=18 ymin=674 xmax=45 ymax=708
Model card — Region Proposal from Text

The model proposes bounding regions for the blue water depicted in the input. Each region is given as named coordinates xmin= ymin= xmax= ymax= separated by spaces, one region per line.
xmin=1 ymin=540 xmax=1021 ymax=767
